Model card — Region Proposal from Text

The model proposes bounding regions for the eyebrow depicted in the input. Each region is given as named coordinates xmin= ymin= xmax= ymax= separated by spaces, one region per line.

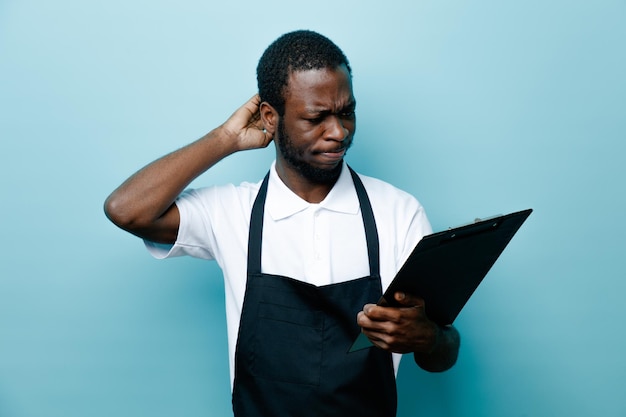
xmin=305 ymin=100 xmax=357 ymax=115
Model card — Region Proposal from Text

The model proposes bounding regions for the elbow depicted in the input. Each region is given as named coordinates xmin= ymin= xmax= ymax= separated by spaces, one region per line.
xmin=103 ymin=191 xmax=178 ymax=244
xmin=103 ymin=192 xmax=178 ymax=244
xmin=414 ymin=325 xmax=461 ymax=373
xmin=415 ymin=351 xmax=459 ymax=373
xmin=103 ymin=193 xmax=141 ymax=232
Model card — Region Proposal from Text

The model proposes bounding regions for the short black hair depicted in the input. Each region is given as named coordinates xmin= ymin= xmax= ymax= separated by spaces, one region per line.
xmin=256 ymin=30 xmax=352 ymax=116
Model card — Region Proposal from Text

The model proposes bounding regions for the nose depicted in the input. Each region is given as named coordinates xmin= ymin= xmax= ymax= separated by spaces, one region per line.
xmin=324 ymin=115 xmax=349 ymax=142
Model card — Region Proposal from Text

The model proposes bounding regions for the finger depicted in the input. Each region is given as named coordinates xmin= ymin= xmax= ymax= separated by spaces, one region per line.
xmin=361 ymin=329 xmax=391 ymax=350
xmin=247 ymin=114 xmax=264 ymax=130
xmin=357 ymin=309 xmax=376 ymax=328
xmin=357 ymin=309 xmax=393 ymax=333
xmin=239 ymin=95 xmax=262 ymax=122
xmin=246 ymin=93 xmax=261 ymax=108
xmin=394 ymin=292 xmax=425 ymax=308
xmin=361 ymin=304 xmax=404 ymax=323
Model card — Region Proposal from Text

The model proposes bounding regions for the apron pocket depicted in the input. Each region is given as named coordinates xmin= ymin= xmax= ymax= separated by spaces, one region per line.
xmin=253 ymin=302 xmax=324 ymax=386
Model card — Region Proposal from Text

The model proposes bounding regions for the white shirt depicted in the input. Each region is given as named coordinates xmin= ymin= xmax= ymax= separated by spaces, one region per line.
xmin=146 ymin=161 xmax=432 ymax=387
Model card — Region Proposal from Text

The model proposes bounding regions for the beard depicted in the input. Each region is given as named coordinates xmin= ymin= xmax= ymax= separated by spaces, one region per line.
xmin=277 ymin=118 xmax=351 ymax=185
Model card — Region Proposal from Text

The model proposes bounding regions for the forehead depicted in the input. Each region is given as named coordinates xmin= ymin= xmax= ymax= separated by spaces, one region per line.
xmin=283 ymin=65 xmax=354 ymax=113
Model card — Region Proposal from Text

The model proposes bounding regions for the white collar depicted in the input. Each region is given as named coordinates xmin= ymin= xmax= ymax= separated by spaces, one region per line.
xmin=265 ymin=161 xmax=360 ymax=221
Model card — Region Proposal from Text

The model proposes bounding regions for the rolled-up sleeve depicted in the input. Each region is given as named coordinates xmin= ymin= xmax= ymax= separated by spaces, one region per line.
xmin=144 ymin=188 xmax=219 ymax=260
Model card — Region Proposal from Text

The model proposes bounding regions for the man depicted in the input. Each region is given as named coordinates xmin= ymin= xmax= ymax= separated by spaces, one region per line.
xmin=105 ymin=30 xmax=460 ymax=417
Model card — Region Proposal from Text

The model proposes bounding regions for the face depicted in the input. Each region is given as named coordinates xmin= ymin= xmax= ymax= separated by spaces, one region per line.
xmin=275 ymin=65 xmax=356 ymax=184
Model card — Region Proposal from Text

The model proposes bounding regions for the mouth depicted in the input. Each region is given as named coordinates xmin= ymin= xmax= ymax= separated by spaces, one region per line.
xmin=316 ymin=148 xmax=346 ymax=163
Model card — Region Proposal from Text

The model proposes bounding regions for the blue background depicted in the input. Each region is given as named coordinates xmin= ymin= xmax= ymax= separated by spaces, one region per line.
xmin=1 ymin=1 xmax=625 ymax=416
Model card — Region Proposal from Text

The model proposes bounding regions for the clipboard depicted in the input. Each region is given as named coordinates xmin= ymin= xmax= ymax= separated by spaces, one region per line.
xmin=349 ymin=208 xmax=533 ymax=352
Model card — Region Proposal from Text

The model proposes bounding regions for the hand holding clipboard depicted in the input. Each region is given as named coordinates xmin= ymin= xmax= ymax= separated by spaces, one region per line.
xmin=349 ymin=208 xmax=533 ymax=352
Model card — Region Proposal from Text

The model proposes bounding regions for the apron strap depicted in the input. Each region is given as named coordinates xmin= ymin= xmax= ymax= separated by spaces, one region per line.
xmin=247 ymin=166 xmax=380 ymax=277
xmin=347 ymin=166 xmax=380 ymax=278
xmin=247 ymin=171 xmax=270 ymax=276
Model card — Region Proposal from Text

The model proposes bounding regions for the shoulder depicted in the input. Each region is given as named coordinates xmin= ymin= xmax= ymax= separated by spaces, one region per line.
xmin=172 ymin=178 xmax=265 ymax=236
xmin=177 ymin=179 xmax=263 ymax=210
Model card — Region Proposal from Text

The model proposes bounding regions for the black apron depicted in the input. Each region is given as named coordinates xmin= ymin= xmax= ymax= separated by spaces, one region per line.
xmin=232 ymin=167 xmax=397 ymax=417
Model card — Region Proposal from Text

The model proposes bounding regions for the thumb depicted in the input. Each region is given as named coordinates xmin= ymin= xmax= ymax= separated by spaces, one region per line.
xmin=394 ymin=291 xmax=425 ymax=308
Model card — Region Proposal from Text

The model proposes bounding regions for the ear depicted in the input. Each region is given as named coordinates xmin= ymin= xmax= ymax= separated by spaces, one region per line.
xmin=259 ymin=101 xmax=279 ymax=136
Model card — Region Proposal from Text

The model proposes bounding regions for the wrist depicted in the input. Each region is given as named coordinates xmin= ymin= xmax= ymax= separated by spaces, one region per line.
xmin=204 ymin=126 xmax=241 ymax=155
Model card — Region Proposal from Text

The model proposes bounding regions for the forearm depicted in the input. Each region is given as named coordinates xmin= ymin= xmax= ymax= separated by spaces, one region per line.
xmin=104 ymin=126 xmax=237 ymax=234
xmin=413 ymin=325 xmax=460 ymax=372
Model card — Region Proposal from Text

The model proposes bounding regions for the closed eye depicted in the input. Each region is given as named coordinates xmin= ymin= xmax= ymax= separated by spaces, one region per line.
xmin=305 ymin=116 xmax=325 ymax=124
xmin=339 ymin=110 xmax=355 ymax=118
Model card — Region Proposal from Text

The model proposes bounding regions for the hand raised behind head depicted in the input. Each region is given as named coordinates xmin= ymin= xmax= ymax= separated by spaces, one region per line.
xmin=221 ymin=94 xmax=274 ymax=151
